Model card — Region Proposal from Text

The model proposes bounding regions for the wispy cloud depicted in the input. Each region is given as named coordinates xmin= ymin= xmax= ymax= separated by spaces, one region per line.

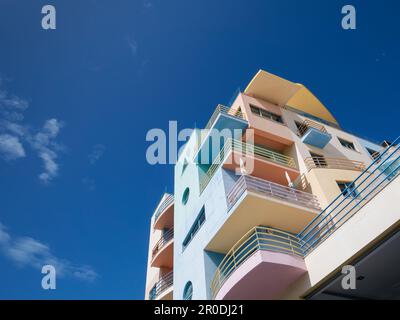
xmin=143 ymin=0 xmax=153 ymax=9
xmin=0 ymin=134 xmax=25 ymax=160
xmin=0 ymin=223 xmax=98 ymax=282
xmin=30 ymin=119 xmax=64 ymax=183
xmin=127 ymin=36 xmax=138 ymax=56
xmin=88 ymin=144 xmax=105 ymax=165
xmin=0 ymin=78 xmax=65 ymax=183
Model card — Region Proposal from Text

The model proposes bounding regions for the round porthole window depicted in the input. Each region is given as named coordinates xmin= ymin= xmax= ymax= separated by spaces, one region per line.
xmin=183 ymin=281 xmax=193 ymax=300
xmin=182 ymin=187 xmax=190 ymax=205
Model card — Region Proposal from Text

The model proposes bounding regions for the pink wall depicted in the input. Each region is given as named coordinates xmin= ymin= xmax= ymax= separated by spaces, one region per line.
xmin=231 ymin=93 xmax=294 ymax=149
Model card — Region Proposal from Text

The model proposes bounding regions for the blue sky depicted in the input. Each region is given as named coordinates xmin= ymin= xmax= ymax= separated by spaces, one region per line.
xmin=0 ymin=0 xmax=398 ymax=299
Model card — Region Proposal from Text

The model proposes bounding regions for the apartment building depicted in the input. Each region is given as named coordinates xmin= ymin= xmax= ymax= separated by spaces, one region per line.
xmin=145 ymin=70 xmax=400 ymax=300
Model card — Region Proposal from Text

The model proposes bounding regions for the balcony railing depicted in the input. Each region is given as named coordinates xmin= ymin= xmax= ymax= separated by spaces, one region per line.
xmin=152 ymin=228 xmax=174 ymax=258
xmin=199 ymin=138 xmax=297 ymax=194
xmin=296 ymin=119 xmax=328 ymax=137
xmin=149 ymin=271 xmax=173 ymax=300
xmin=305 ymin=157 xmax=366 ymax=172
xmin=205 ymin=105 xmax=245 ymax=131
xmin=298 ymin=137 xmax=400 ymax=255
xmin=154 ymin=194 xmax=174 ymax=223
xmin=210 ymin=226 xmax=305 ymax=299
xmin=195 ymin=105 xmax=247 ymax=156
xmin=227 ymin=175 xmax=321 ymax=211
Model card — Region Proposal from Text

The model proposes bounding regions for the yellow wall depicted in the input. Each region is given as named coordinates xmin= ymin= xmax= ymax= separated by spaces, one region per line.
xmin=305 ymin=169 xmax=363 ymax=208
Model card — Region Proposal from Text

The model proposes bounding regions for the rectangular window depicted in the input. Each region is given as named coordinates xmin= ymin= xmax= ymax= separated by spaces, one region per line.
xmin=366 ymin=148 xmax=380 ymax=160
xmin=249 ymin=104 xmax=283 ymax=124
xmin=337 ymin=181 xmax=359 ymax=198
xmin=310 ymin=152 xmax=327 ymax=167
xmin=338 ymin=138 xmax=356 ymax=151
xmin=182 ymin=206 xmax=206 ymax=250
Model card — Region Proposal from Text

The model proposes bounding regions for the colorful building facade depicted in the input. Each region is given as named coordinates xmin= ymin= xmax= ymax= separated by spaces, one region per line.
xmin=145 ymin=70 xmax=400 ymax=300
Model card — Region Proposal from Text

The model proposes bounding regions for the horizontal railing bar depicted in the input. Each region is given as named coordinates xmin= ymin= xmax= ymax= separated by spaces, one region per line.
xmin=226 ymin=175 xmax=321 ymax=212
xmin=199 ymin=138 xmax=297 ymax=194
xmin=298 ymin=136 xmax=400 ymax=239
xmin=149 ymin=271 xmax=174 ymax=300
xmin=154 ymin=194 xmax=174 ymax=222
xmin=304 ymin=157 xmax=366 ymax=172
xmin=303 ymin=151 xmax=400 ymax=252
xmin=211 ymin=226 xmax=305 ymax=299
xmin=298 ymin=138 xmax=400 ymax=254
xmin=152 ymin=228 xmax=174 ymax=258
xmin=297 ymin=119 xmax=329 ymax=137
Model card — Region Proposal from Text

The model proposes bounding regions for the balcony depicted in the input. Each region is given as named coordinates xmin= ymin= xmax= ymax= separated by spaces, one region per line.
xmin=149 ymin=272 xmax=173 ymax=300
xmin=206 ymin=175 xmax=321 ymax=253
xmin=153 ymin=194 xmax=174 ymax=230
xmin=305 ymin=156 xmax=366 ymax=172
xmin=299 ymin=139 xmax=400 ymax=255
xmin=211 ymin=226 xmax=307 ymax=300
xmin=151 ymin=228 xmax=174 ymax=268
xmin=194 ymin=105 xmax=248 ymax=164
xmin=200 ymin=138 xmax=299 ymax=194
xmin=297 ymin=119 xmax=332 ymax=149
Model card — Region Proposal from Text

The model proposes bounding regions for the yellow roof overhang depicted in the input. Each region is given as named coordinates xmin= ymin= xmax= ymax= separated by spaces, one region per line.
xmin=244 ymin=70 xmax=338 ymax=126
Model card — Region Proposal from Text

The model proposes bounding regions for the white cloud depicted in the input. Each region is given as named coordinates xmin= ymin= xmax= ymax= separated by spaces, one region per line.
xmin=0 ymin=222 xmax=98 ymax=282
xmin=88 ymin=144 xmax=105 ymax=165
xmin=29 ymin=119 xmax=64 ymax=183
xmin=0 ymin=81 xmax=66 ymax=183
xmin=143 ymin=0 xmax=153 ymax=9
xmin=0 ymin=134 xmax=26 ymax=160
xmin=127 ymin=36 xmax=138 ymax=56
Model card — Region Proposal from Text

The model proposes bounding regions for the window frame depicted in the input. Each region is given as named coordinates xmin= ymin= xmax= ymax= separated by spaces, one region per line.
xmin=182 ymin=206 xmax=206 ymax=250
xmin=182 ymin=187 xmax=190 ymax=205
xmin=337 ymin=181 xmax=359 ymax=199
xmin=183 ymin=281 xmax=193 ymax=300
xmin=366 ymin=147 xmax=380 ymax=160
xmin=338 ymin=137 xmax=357 ymax=152
xmin=249 ymin=104 xmax=284 ymax=124
xmin=310 ymin=151 xmax=327 ymax=167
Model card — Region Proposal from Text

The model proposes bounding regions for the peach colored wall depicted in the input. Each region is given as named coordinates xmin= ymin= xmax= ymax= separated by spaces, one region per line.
xmin=305 ymin=169 xmax=363 ymax=208
xmin=230 ymin=93 xmax=294 ymax=147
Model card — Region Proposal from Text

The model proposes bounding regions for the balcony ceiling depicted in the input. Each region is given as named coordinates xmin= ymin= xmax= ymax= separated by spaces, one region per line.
xmin=244 ymin=70 xmax=338 ymax=126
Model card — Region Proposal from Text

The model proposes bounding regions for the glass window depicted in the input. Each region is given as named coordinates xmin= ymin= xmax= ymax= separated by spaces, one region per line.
xmin=310 ymin=152 xmax=327 ymax=167
xmin=182 ymin=187 xmax=190 ymax=205
xmin=366 ymin=148 xmax=380 ymax=160
xmin=337 ymin=181 xmax=359 ymax=198
xmin=249 ymin=104 xmax=283 ymax=124
xmin=183 ymin=281 xmax=193 ymax=300
xmin=338 ymin=138 xmax=356 ymax=151
xmin=250 ymin=105 xmax=261 ymax=116
xmin=182 ymin=206 xmax=206 ymax=249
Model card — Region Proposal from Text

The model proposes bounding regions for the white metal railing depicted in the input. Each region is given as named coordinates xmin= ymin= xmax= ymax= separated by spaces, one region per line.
xmin=299 ymin=137 xmax=400 ymax=255
xmin=199 ymin=138 xmax=297 ymax=194
xmin=149 ymin=271 xmax=173 ymax=300
xmin=211 ymin=226 xmax=305 ymax=299
xmin=227 ymin=175 xmax=321 ymax=211
xmin=152 ymin=228 xmax=174 ymax=258
xmin=195 ymin=105 xmax=247 ymax=157
xmin=154 ymin=194 xmax=174 ymax=223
